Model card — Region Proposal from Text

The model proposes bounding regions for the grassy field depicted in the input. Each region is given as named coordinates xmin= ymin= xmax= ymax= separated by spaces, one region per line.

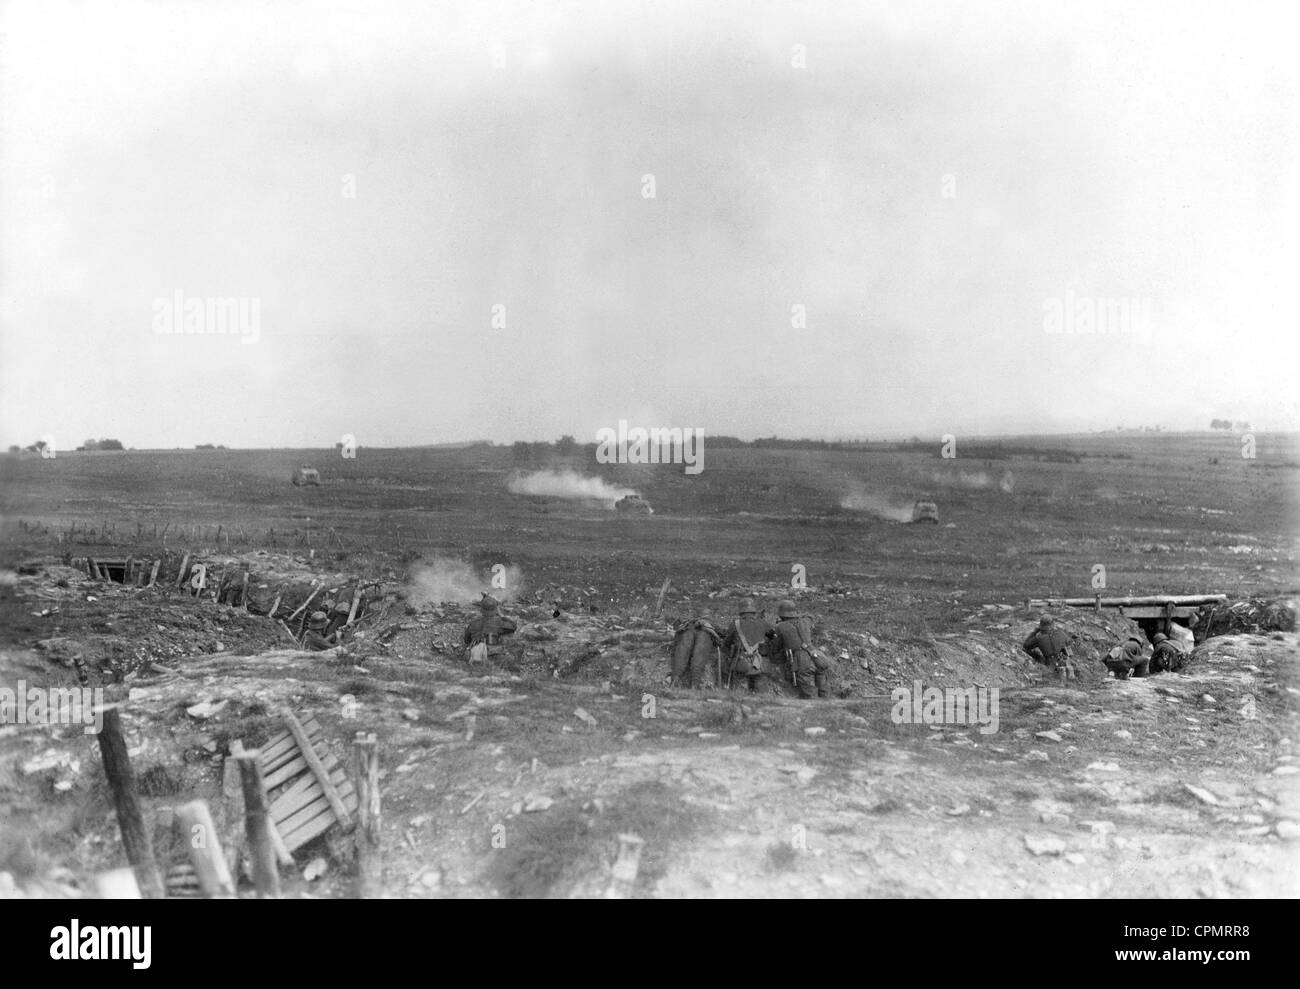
xmin=0 ymin=431 xmax=1297 ymax=898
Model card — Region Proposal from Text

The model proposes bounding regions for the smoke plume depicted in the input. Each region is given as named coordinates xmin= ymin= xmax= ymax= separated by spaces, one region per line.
xmin=507 ymin=469 xmax=636 ymax=508
xmin=839 ymin=485 xmax=913 ymax=522
xmin=407 ymin=557 xmax=526 ymax=608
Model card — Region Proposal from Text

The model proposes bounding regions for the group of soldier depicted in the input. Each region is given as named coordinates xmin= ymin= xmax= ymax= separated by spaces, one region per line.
xmin=1021 ymin=614 xmax=1191 ymax=682
xmin=451 ymin=591 xmax=1194 ymax=696
xmin=670 ymin=598 xmax=833 ymax=699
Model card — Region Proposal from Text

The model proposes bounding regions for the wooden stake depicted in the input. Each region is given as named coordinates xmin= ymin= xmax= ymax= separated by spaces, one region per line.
xmin=268 ymin=584 xmax=285 ymax=619
xmin=345 ymin=586 xmax=362 ymax=626
xmin=220 ymin=747 xmax=246 ymax=878
xmin=176 ymin=552 xmax=191 ymax=590
xmin=96 ymin=707 xmax=164 ymax=899
xmin=287 ymin=580 xmax=323 ymax=622
xmin=174 ymin=800 xmax=235 ymax=897
xmin=353 ymin=732 xmax=381 ymax=898
xmin=148 ymin=559 xmax=161 ymax=586
xmin=235 ymin=750 xmax=280 ymax=898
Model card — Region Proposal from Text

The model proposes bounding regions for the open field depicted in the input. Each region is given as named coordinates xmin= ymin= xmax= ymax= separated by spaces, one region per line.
xmin=1 ymin=431 xmax=1297 ymax=897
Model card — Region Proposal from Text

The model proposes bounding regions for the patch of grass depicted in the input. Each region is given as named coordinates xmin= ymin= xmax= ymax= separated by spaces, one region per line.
xmin=488 ymin=780 xmax=710 ymax=898
xmin=766 ymin=842 xmax=797 ymax=872
xmin=137 ymin=763 xmax=185 ymax=797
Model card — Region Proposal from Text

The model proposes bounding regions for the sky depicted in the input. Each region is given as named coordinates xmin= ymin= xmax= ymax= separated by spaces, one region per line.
xmin=1 ymin=0 xmax=1297 ymax=450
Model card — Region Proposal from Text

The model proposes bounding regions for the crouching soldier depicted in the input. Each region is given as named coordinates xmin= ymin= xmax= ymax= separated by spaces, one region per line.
xmin=302 ymin=611 xmax=340 ymax=651
xmin=463 ymin=593 xmax=518 ymax=663
xmin=1149 ymin=632 xmax=1186 ymax=673
xmin=1022 ymin=615 xmax=1077 ymax=683
xmin=1103 ymin=635 xmax=1149 ymax=679
xmin=767 ymin=600 xmax=830 ymax=699
xmin=670 ymin=616 xmax=722 ymax=689
xmin=723 ymin=599 xmax=773 ymax=693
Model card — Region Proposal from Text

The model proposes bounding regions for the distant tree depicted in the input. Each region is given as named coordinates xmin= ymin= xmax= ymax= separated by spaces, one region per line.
xmin=6 ymin=445 xmax=18 ymax=454
xmin=512 ymin=440 xmax=532 ymax=464
xmin=555 ymin=435 xmax=577 ymax=456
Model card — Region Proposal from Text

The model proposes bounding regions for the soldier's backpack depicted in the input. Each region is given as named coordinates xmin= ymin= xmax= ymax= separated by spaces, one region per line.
xmin=732 ymin=622 xmax=763 ymax=675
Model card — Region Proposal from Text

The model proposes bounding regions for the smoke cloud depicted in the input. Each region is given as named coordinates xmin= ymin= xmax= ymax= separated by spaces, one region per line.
xmin=407 ymin=557 xmax=526 ymax=608
xmin=507 ymin=469 xmax=636 ymax=508
xmin=839 ymin=485 xmax=913 ymax=522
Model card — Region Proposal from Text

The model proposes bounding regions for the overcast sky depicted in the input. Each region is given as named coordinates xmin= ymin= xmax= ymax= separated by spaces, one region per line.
xmin=1 ymin=0 xmax=1296 ymax=449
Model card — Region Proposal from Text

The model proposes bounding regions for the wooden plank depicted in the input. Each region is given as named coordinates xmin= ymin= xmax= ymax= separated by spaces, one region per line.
xmin=175 ymin=553 xmax=191 ymax=589
xmin=284 ymin=712 xmax=352 ymax=828
xmin=280 ymin=805 xmax=340 ymax=851
xmin=1116 ymin=606 xmax=1198 ymax=619
xmin=148 ymin=559 xmax=161 ymax=586
xmin=270 ymin=775 xmax=326 ymax=823
xmin=260 ymin=716 xmax=323 ymax=769
xmin=262 ymin=743 xmax=340 ymax=792
xmin=275 ymin=777 xmax=360 ymax=840
xmin=260 ymin=723 xmax=325 ymax=780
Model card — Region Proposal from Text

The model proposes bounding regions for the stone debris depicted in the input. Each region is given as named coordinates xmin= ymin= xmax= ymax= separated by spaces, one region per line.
xmin=1024 ymin=835 xmax=1067 ymax=856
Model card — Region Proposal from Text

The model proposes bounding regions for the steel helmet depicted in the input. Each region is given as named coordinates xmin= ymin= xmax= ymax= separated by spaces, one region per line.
xmin=777 ymin=599 xmax=799 ymax=619
xmin=738 ymin=598 xmax=757 ymax=615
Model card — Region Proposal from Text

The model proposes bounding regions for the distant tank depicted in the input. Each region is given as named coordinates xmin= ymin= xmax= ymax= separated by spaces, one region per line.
xmin=292 ymin=466 xmax=321 ymax=486
xmin=614 ymin=494 xmax=653 ymax=514
xmin=911 ymin=499 xmax=939 ymax=523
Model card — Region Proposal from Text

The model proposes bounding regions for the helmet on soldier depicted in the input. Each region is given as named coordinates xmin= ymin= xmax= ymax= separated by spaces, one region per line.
xmin=1153 ymin=632 xmax=1167 ymax=643
xmin=777 ymin=599 xmax=798 ymax=619
xmin=478 ymin=593 xmax=500 ymax=612
xmin=738 ymin=598 xmax=757 ymax=615
xmin=308 ymin=611 xmax=328 ymax=629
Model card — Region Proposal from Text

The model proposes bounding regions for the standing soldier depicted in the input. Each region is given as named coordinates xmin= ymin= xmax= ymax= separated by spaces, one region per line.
xmin=723 ymin=599 xmax=773 ymax=693
xmin=1149 ymin=632 xmax=1186 ymax=673
xmin=463 ymin=593 xmax=518 ymax=663
xmin=1022 ymin=615 xmax=1077 ymax=683
xmin=767 ymin=600 xmax=830 ymax=699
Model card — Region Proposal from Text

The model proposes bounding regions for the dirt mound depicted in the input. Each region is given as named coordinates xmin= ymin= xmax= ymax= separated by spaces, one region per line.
xmin=1201 ymin=597 xmax=1296 ymax=637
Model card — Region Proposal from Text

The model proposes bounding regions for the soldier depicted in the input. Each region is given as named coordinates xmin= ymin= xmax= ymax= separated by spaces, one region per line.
xmin=670 ymin=616 xmax=721 ymax=689
xmin=767 ymin=600 xmax=830 ymax=699
xmin=324 ymin=600 xmax=351 ymax=638
xmin=1149 ymin=631 xmax=1186 ymax=673
xmin=463 ymin=593 xmax=518 ymax=663
xmin=1103 ymin=634 xmax=1149 ymax=680
xmin=1022 ymin=615 xmax=1077 ymax=683
xmin=302 ymin=611 xmax=339 ymax=651
xmin=722 ymin=599 xmax=773 ymax=693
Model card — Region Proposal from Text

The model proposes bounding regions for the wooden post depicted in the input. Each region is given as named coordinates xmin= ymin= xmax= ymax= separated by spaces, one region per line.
xmin=353 ymin=732 xmax=381 ymax=898
xmin=176 ymin=552 xmax=191 ymax=590
xmin=653 ymin=578 xmax=671 ymax=618
xmin=240 ymin=570 xmax=250 ymax=610
xmin=345 ymin=586 xmax=362 ymax=626
xmin=268 ymin=584 xmax=285 ymax=619
xmin=96 ymin=706 xmax=164 ymax=899
xmin=235 ymin=749 xmax=280 ymax=898
xmin=148 ymin=559 xmax=161 ymax=586
xmin=221 ymin=748 xmax=246 ymax=878
xmin=174 ymin=800 xmax=235 ymax=897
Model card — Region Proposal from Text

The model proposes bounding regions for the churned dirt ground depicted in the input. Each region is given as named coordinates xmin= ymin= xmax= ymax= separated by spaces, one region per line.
xmin=0 ymin=434 xmax=1297 ymax=897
